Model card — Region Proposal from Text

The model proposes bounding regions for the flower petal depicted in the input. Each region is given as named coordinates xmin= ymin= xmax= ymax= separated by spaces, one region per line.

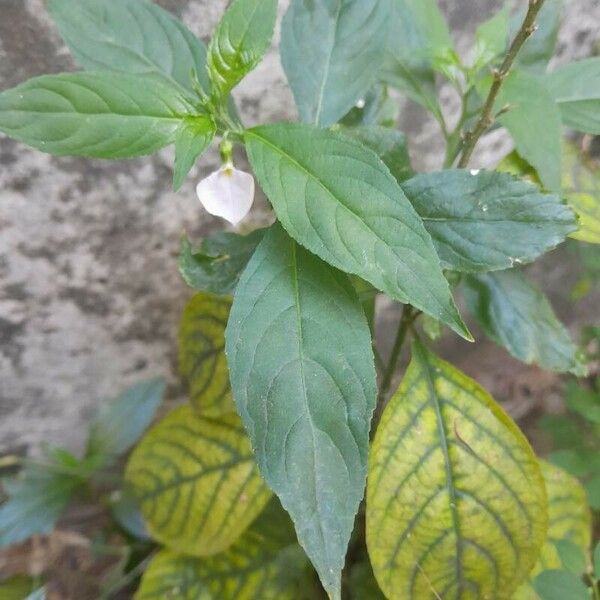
xmin=196 ymin=166 xmax=255 ymax=225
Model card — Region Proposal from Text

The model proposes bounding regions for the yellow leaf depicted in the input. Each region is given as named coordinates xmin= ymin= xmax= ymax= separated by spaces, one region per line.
xmin=179 ymin=292 xmax=234 ymax=416
xmin=366 ymin=342 xmax=547 ymax=600
xmin=562 ymin=143 xmax=600 ymax=244
xmin=125 ymin=405 xmax=271 ymax=556
xmin=134 ymin=501 xmax=310 ymax=600
xmin=514 ymin=460 xmax=592 ymax=599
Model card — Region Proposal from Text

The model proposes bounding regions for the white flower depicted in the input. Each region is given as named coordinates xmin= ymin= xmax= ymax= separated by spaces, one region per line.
xmin=196 ymin=164 xmax=255 ymax=226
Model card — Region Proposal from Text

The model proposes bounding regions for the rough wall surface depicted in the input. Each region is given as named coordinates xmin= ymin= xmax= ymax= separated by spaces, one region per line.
xmin=0 ymin=0 xmax=599 ymax=455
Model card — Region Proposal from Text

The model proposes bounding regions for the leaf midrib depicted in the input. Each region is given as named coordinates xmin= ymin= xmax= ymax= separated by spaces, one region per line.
xmin=313 ymin=0 xmax=343 ymax=125
xmin=417 ymin=343 xmax=464 ymax=595
xmin=289 ymin=239 xmax=329 ymax=569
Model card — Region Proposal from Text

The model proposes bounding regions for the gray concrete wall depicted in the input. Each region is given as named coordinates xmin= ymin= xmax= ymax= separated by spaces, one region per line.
xmin=1 ymin=0 xmax=599 ymax=455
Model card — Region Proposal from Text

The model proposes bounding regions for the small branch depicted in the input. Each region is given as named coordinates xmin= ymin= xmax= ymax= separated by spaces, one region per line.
xmin=377 ymin=306 xmax=416 ymax=405
xmin=458 ymin=0 xmax=547 ymax=168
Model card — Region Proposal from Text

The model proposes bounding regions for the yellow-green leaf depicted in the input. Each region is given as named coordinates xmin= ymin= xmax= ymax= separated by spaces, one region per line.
xmin=179 ymin=293 xmax=233 ymax=417
xmin=135 ymin=501 xmax=311 ymax=600
xmin=514 ymin=461 xmax=592 ymax=599
xmin=366 ymin=342 xmax=547 ymax=600
xmin=125 ymin=406 xmax=271 ymax=556
xmin=562 ymin=142 xmax=600 ymax=244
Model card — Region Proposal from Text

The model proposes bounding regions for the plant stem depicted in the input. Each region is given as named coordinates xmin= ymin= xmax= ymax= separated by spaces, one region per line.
xmin=377 ymin=306 xmax=415 ymax=404
xmin=457 ymin=0 xmax=547 ymax=168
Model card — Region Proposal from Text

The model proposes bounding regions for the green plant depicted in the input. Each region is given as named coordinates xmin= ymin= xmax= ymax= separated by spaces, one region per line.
xmin=0 ymin=0 xmax=599 ymax=598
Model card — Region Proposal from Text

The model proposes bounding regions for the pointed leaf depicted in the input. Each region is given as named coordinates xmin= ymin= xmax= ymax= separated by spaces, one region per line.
xmin=179 ymin=292 xmax=233 ymax=417
xmin=245 ymin=123 xmax=469 ymax=339
xmin=47 ymin=0 xmax=210 ymax=96
xmin=225 ymin=225 xmax=377 ymax=598
xmin=280 ymin=0 xmax=392 ymax=127
xmin=402 ymin=169 xmax=577 ymax=272
xmin=463 ymin=269 xmax=585 ymax=375
xmin=336 ymin=125 xmax=414 ymax=184
xmin=178 ymin=229 xmax=265 ymax=295
xmin=135 ymin=501 xmax=311 ymax=600
xmin=545 ymin=58 xmax=600 ymax=134
xmin=367 ymin=342 xmax=547 ymax=600
xmin=0 ymin=72 xmax=193 ymax=158
xmin=173 ymin=117 xmax=216 ymax=191
xmin=86 ymin=377 xmax=165 ymax=466
xmin=125 ymin=406 xmax=271 ymax=556
xmin=207 ymin=0 xmax=277 ymax=97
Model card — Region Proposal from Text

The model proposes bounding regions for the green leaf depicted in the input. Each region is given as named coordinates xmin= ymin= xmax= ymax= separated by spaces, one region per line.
xmin=0 ymin=464 xmax=80 ymax=547
xmin=594 ymin=542 xmax=600 ymax=578
xmin=562 ymin=142 xmax=600 ymax=244
xmin=178 ymin=229 xmax=265 ymax=295
xmin=280 ymin=0 xmax=392 ymax=127
xmin=207 ymin=0 xmax=277 ymax=97
xmin=401 ymin=169 xmax=576 ymax=272
xmin=85 ymin=377 xmax=165 ymax=466
xmin=545 ymin=58 xmax=600 ymax=134
xmin=135 ymin=501 xmax=311 ymax=600
xmin=336 ymin=125 xmax=414 ymax=184
xmin=125 ymin=405 xmax=271 ymax=556
xmin=585 ymin=475 xmax=600 ymax=511
xmin=548 ymin=449 xmax=599 ymax=479
xmin=173 ymin=117 xmax=216 ymax=191
xmin=382 ymin=0 xmax=451 ymax=116
xmin=366 ymin=342 xmax=547 ymax=600
xmin=179 ymin=292 xmax=233 ymax=417
xmin=554 ymin=540 xmax=587 ymax=575
xmin=463 ymin=269 xmax=585 ymax=375
xmin=473 ymin=7 xmax=510 ymax=69
xmin=494 ymin=71 xmax=562 ymax=191
xmin=225 ymin=225 xmax=377 ymax=598
xmin=25 ymin=589 xmax=46 ymax=600
xmin=565 ymin=383 xmax=600 ymax=425
xmin=245 ymin=123 xmax=470 ymax=339
xmin=47 ymin=0 xmax=210 ymax=96
xmin=532 ymin=570 xmax=589 ymax=600
xmin=109 ymin=488 xmax=150 ymax=541
xmin=512 ymin=0 xmax=562 ymax=74
xmin=0 ymin=72 xmax=194 ymax=159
